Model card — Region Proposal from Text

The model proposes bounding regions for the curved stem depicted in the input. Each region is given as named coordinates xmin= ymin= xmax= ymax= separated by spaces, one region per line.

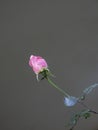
xmin=78 ymin=101 xmax=89 ymax=109
xmin=78 ymin=101 xmax=98 ymax=114
xmin=89 ymin=110 xmax=98 ymax=114
xmin=46 ymin=77 xmax=70 ymax=97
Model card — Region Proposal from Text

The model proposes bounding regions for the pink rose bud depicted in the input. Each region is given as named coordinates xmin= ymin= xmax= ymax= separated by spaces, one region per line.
xmin=29 ymin=55 xmax=48 ymax=80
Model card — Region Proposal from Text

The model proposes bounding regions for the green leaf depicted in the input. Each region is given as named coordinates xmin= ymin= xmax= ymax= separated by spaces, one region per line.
xmin=83 ymin=112 xmax=91 ymax=119
xmin=65 ymin=109 xmax=91 ymax=130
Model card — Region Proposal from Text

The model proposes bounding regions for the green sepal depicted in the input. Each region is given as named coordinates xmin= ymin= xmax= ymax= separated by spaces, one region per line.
xmin=39 ymin=69 xmax=54 ymax=80
xmin=39 ymin=69 xmax=49 ymax=80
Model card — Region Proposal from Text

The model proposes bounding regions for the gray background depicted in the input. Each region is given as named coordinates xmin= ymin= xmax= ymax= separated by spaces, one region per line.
xmin=0 ymin=0 xmax=98 ymax=130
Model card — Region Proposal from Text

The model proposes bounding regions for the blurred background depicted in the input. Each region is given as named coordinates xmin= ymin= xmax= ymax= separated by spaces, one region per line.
xmin=0 ymin=0 xmax=98 ymax=130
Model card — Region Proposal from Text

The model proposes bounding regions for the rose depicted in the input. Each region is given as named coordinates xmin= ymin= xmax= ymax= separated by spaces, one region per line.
xmin=29 ymin=55 xmax=48 ymax=80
